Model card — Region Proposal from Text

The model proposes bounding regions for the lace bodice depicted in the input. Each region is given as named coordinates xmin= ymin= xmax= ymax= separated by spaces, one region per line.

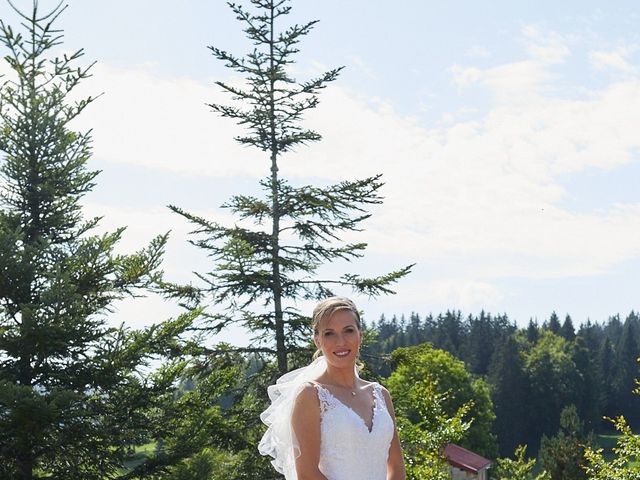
xmin=313 ymin=382 xmax=394 ymax=480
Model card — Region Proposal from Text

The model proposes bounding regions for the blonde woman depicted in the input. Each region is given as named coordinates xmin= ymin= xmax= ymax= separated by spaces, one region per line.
xmin=259 ymin=297 xmax=406 ymax=480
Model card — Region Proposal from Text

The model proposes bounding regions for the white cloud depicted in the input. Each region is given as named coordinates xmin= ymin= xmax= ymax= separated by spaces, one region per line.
xmin=73 ymin=63 xmax=266 ymax=177
xmin=25 ymin=36 xmax=640 ymax=290
xmin=451 ymin=65 xmax=483 ymax=88
xmin=522 ymin=25 xmax=571 ymax=64
xmin=590 ymin=48 xmax=636 ymax=73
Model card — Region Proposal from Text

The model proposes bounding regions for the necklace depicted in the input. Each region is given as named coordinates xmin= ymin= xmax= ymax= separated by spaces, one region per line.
xmin=321 ymin=379 xmax=359 ymax=396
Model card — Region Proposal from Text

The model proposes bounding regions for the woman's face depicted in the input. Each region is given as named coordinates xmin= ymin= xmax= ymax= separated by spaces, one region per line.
xmin=314 ymin=309 xmax=362 ymax=366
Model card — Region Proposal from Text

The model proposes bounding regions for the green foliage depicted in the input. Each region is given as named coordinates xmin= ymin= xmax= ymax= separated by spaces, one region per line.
xmin=163 ymin=2 xmax=412 ymax=475
xmin=584 ymin=415 xmax=640 ymax=479
xmin=394 ymin=382 xmax=470 ymax=480
xmin=488 ymin=334 xmax=530 ymax=457
xmin=387 ymin=343 xmax=496 ymax=459
xmin=537 ymin=405 xmax=592 ymax=480
xmin=495 ymin=445 xmax=551 ymax=480
xmin=0 ymin=3 xmax=196 ymax=478
xmin=522 ymin=331 xmax=580 ymax=450
xmin=612 ymin=316 xmax=640 ymax=425
xmin=167 ymin=0 xmax=412 ymax=375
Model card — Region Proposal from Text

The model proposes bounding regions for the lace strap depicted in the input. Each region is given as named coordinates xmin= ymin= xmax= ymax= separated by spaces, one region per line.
xmin=311 ymin=383 xmax=333 ymax=414
xmin=372 ymin=383 xmax=387 ymax=410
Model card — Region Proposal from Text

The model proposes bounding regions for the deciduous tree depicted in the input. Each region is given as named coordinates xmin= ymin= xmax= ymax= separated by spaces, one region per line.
xmin=387 ymin=343 xmax=497 ymax=458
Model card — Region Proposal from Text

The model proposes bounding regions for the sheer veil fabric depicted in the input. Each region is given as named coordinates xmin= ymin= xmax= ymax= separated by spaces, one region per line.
xmin=258 ymin=356 xmax=330 ymax=479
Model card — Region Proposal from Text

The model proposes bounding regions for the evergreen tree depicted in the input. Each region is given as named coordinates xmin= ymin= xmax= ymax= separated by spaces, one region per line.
xmin=547 ymin=312 xmax=561 ymax=335
xmin=604 ymin=314 xmax=623 ymax=346
xmin=464 ymin=311 xmax=494 ymax=375
xmin=407 ymin=312 xmax=422 ymax=345
xmin=577 ymin=319 xmax=603 ymax=358
xmin=526 ymin=318 xmax=540 ymax=344
xmin=489 ymin=335 xmax=531 ymax=457
xmin=598 ymin=336 xmax=616 ymax=416
xmin=572 ymin=336 xmax=602 ymax=429
xmin=559 ymin=314 xmax=575 ymax=341
xmin=163 ymin=1 xmax=411 ymax=476
xmin=0 ymin=3 xmax=193 ymax=478
xmin=538 ymin=405 xmax=592 ymax=480
xmin=433 ymin=310 xmax=465 ymax=357
xmin=168 ymin=0 xmax=411 ymax=376
xmin=613 ymin=315 xmax=640 ymax=424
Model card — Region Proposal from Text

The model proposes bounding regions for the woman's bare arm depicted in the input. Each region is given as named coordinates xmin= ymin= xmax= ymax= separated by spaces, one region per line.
xmin=382 ymin=387 xmax=407 ymax=480
xmin=291 ymin=383 xmax=329 ymax=480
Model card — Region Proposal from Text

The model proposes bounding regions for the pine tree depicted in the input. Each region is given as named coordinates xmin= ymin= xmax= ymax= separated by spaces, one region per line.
xmin=559 ymin=314 xmax=575 ymax=341
xmin=613 ymin=315 xmax=640 ymax=424
xmin=572 ymin=336 xmax=602 ymax=429
xmin=598 ymin=336 xmax=616 ymax=416
xmin=527 ymin=318 xmax=540 ymax=344
xmin=538 ymin=405 xmax=591 ymax=480
xmin=489 ymin=335 xmax=530 ymax=457
xmin=547 ymin=312 xmax=561 ymax=335
xmin=433 ymin=310 xmax=465 ymax=357
xmin=604 ymin=314 xmax=623 ymax=346
xmin=167 ymin=0 xmax=412 ymax=375
xmin=0 ymin=3 xmax=194 ymax=478
xmin=464 ymin=311 xmax=499 ymax=375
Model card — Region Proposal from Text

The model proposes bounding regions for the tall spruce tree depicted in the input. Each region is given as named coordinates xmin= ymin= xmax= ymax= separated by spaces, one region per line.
xmin=0 ymin=3 xmax=194 ymax=478
xmin=547 ymin=312 xmax=561 ymax=335
xmin=598 ymin=336 xmax=616 ymax=416
xmin=572 ymin=335 xmax=602 ymax=429
xmin=489 ymin=334 xmax=531 ymax=457
xmin=559 ymin=314 xmax=575 ymax=341
xmin=168 ymin=0 xmax=411 ymax=375
xmin=613 ymin=315 xmax=640 ymax=424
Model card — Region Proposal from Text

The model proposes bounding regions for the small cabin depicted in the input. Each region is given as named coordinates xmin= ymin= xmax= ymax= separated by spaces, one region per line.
xmin=444 ymin=443 xmax=492 ymax=480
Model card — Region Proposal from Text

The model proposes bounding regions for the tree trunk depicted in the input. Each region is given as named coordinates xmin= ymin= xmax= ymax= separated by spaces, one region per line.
xmin=268 ymin=1 xmax=287 ymax=375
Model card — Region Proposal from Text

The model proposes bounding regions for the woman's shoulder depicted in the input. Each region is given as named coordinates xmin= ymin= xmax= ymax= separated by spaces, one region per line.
xmin=295 ymin=381 xmax=323 ymax=403
xmin=292 ymin=382 xmax=321 ymax=415
xmin=363 ymin=380 xmax=393 ymax=402
xmin=361 ymin=379 xmax=386 ymax=391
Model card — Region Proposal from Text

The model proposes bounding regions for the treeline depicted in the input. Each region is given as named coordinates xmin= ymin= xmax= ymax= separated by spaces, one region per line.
xmin=363 ymin=310 xmax=640 ymax=457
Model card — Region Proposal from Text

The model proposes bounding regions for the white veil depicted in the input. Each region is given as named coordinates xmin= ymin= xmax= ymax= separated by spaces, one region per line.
xmin=258 ymin=356 xmax=328 ymax=479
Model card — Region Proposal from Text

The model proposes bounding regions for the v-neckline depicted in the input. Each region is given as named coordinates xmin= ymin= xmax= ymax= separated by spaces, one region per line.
xmin=316 ymin=383 xmax=378 ymax=433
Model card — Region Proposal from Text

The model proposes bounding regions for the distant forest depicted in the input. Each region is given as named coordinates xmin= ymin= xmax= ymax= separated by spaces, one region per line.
xmin=362 ymin=310 xmax=640 ymax=457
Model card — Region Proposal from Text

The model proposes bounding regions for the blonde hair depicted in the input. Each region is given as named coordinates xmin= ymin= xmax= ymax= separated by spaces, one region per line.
xmin=312 ymin=297 xmax=361 ymax=359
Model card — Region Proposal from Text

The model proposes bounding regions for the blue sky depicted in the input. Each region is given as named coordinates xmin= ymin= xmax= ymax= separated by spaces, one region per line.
xmin=4 ymin=0 xmax=640 ymax=342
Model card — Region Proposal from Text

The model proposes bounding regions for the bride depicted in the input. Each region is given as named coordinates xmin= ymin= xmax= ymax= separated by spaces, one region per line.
xmin=259 ymin=297 xmax=406 ymax=480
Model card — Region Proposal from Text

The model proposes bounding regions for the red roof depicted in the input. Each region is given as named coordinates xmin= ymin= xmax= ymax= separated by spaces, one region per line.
xmin=444 ymin=443 xmax=492 ymax=474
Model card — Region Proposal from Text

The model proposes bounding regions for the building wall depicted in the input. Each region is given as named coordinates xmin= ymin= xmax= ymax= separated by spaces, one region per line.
xmin=450 ymin=466 xmax=475 ymax=480
xmin=450 ymin=466 xmax=490 ymax=480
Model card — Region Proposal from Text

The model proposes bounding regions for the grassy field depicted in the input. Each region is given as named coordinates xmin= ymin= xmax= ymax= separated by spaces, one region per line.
xmin=122 ymin=442 xmax=156 ymax=471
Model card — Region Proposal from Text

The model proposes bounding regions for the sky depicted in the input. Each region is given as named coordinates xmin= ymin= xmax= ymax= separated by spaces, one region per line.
xmin=3 ymin=0 xmax=640 ymax=343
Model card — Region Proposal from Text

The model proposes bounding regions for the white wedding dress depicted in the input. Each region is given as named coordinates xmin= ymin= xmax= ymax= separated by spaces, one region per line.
xmin=258 ymin=357 xmax=394 ymax=480
xmin=313 ymin=382 xmax=394 ymax=480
